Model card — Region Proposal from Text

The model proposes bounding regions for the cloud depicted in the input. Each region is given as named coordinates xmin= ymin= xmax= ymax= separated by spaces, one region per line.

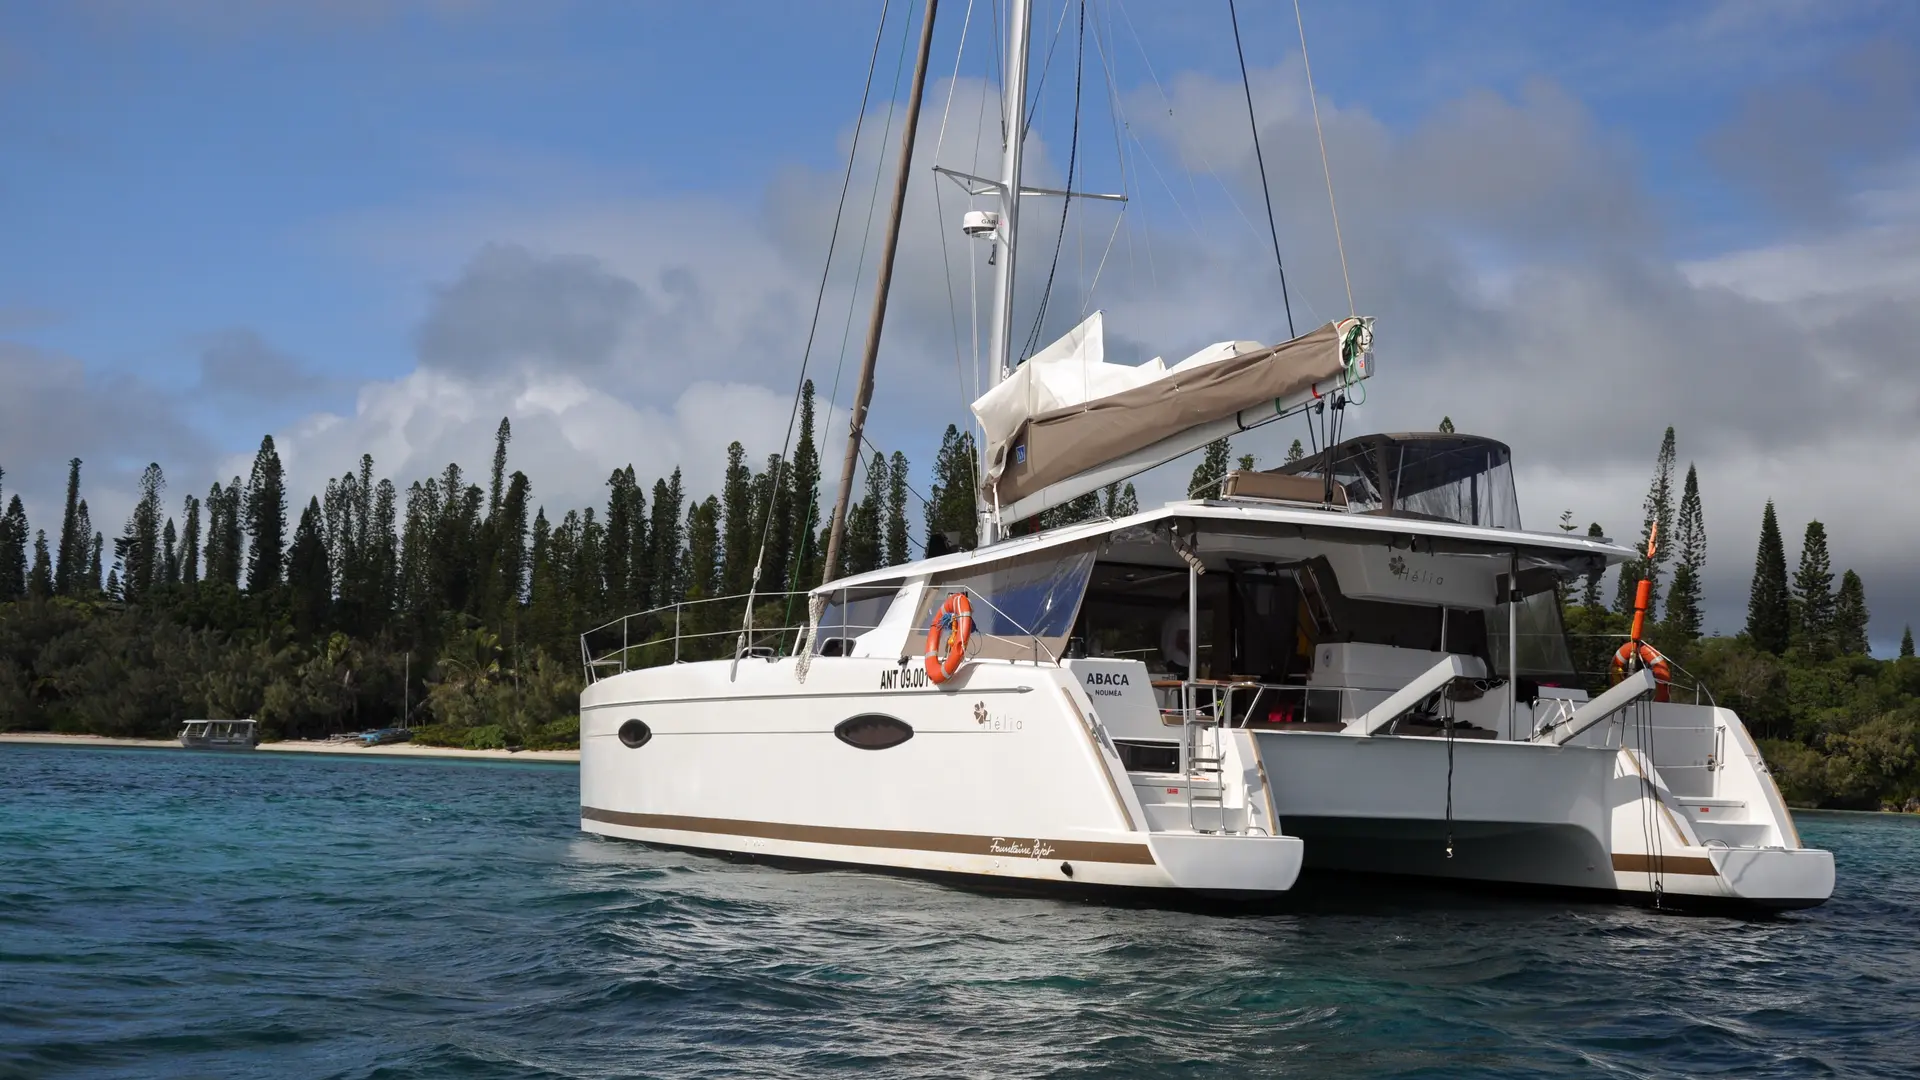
xmin=1707 ymin=39 xmax=1920 ymax=222
xmin=0 ymin=340 xmax=213 ymax=537
xmin=241 ymin=368 xmax=800 ymax=527
xmin=414 ymin=244 xmax=645 ymax=379
xmin=196 ymin=328 xmax=332 ymax=403
xmin=11 ymin=27 xmax=1913 ymax=647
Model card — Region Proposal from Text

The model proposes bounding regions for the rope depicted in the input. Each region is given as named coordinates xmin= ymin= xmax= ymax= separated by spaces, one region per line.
xmin=737 ymin=0 xmax=892 ymax=662
xmin=1228 ymin=0 xmax=1295 ymax=339
xmin=1022 ymin=0 xmax=1086 ymax=361
xmin=1294 ymin=0 xmax=1354 ymax=317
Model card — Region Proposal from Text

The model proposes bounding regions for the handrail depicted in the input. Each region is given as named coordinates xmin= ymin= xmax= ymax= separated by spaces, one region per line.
xmin=1543 ymin=668 xmax=1657 ymax=745
xmin=580 ymin=591 xmax=815 ymax=682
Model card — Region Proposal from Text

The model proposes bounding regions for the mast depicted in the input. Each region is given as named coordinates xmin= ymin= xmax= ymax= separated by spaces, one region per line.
xmin=978 ymin=0 xmax=1031 ymax=546
xmin=820 ymin=0 xmax=940 ymax=586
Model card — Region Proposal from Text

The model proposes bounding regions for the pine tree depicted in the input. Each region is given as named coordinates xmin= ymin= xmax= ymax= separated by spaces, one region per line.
xmin=789 ymin=381 xmax=823 ymax=587
xmin=0 ymin=494 xmax=27 ymax=602
xmin=28 ymin=529 xmax=52 ymax=598
xmin=1746 ymin=500 xmax=1791 ymax=654
xmin=720 ymin=442 xmax=755 ymax=596
xmin=1188 ymin=437 xmax=1232 ymax=498
xmin=1437 ymin=416 xmax=1455 ymax=434
xmin=1663 ymin=464 xmax=1706 ymax=639
xmin=115 ymin=462 xmax=165 ymax=603
xmin=684 ymin=496 xmax=720 ymax=599
xmin=603 ymin=467 xmax=639 ymax=613
xmin=85 ymin=526 xmax=103 ymax=596
xmin=526 ymin=507 xmax=560 ymax=651
xmin=1285 ymin=439 xmax=1305 ymax=464
xmin=204 ymin=482 xmax=227 ymax=588
xmin=1616 ymin=427 xmax=1676 ymax=617
xmin=180 ymin=495 xmax=201 ymax=590
xmin=243 ymin=435 xmax=287 ymax=592
xmin=1581 ymin=523 xmax=1605 ymax=610
xmin=1792 ymin=520 xmax=1835 ymax=657
xmin=1901 ymin=626 xmax=1915 ymax=659
xmin=1236 ymin=452 xmax=1256 ymax=473
xmin=884 ymin=451 xmax=910 ymax=567
xmin=924 ymin=425 xmax=978 ymax=556
xmin=753 ymin=453 xmax=791 ymax=594
xmin=54 ymin=458 xmax=82 ymax=597
xmin=1115 ymin=483 xmax=1139 ymax=516
xmin=648 ymin=471 xmax=685 ymax=606
xmin=496 ymin=470 xmax=530 ymax=611
xmin=287 ymin=496 xmax=332 ymax=636
xmin=1832 ymin=569 xmax=1868 ymax=657
xmin=370 ymin=478 xmax=397 ymax=619
xmin=162 ymin=518 xmax=179 ymax=586
xmin=845 ymin=451 xmax=886 ymax=575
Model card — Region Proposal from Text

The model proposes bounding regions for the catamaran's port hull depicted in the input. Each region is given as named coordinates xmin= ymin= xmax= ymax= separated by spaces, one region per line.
xmin=579 ymin=656 xmax=1304 ymax=896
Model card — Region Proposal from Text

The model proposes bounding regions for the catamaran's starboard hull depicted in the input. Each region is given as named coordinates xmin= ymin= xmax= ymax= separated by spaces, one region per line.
xmin=1253 ymin=725 xmax=1833 ymax=910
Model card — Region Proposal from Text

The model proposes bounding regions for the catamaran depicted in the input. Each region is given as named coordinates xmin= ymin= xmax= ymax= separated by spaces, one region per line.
xmin=578 ymin=0 xmax=1832 ymax=910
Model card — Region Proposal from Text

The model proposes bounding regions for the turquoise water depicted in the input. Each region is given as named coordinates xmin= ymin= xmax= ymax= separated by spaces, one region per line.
xmin=2 ymin=746 xmax=1916 ymax=1079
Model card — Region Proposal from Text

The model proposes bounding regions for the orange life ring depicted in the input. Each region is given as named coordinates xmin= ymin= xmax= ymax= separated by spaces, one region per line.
xmin=1609 ymin=641 xmax=1672 ymax=703
xmin=924 ymin=593 xmax=973 ymax=685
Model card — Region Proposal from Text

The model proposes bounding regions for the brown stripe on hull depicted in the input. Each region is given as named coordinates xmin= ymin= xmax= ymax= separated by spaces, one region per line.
xmin=581 ymin=806 xmax=1157 ymax=865
xmin=1612 ymin=852 xmax=1718 ymax=877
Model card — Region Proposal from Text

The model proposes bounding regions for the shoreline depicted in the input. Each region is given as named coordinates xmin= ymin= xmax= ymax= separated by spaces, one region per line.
xmin=0 ymin=731 xmax=578 ymax=763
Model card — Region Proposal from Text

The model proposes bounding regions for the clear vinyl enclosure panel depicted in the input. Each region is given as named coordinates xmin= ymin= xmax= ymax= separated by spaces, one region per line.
xmin=1281 ymin=433 xmax=1521 ymax=530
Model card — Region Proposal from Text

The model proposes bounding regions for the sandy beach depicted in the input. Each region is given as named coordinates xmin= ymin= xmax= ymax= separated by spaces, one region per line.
xmin=0 ymin=731 xmax=579 ymax=763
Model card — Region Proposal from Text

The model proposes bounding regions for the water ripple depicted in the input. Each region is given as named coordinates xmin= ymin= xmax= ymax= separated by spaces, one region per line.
xmin=2 ymin=744 xmax=1916 ymax=1079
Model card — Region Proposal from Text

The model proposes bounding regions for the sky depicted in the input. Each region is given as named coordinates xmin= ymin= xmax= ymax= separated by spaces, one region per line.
xmin=2 ymin=0 xmax=1917 ymax=650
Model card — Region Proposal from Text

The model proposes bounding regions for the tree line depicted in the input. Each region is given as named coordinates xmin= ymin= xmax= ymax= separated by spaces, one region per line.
xmin=0 ymin=381 xmax=996 ymax=749
xmin=1556 ymin=425 xmax=1918 ymax=811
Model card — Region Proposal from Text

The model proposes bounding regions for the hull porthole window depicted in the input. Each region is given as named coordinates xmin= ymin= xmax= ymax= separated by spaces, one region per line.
xmin=834 ymin=714 xmax=914 ymax=751
xmin=617 ymin=719 xmax=651 ymax=749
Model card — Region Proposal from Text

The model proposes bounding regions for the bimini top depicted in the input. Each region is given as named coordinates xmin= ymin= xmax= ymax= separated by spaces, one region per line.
xmin=820 ymin=486 xmax=1633 ymax=595
xmin=1277 ymin=432 xmax=1520 ymax=530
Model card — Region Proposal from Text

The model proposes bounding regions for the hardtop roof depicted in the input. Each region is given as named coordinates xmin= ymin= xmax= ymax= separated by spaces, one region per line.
xmin=818 ymin=497 xmax=1635 ymax=593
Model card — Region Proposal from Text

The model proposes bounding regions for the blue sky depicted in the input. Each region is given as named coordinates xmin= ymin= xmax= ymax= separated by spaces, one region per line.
xmin=3 ymin=0 xmax=1917 ymax=645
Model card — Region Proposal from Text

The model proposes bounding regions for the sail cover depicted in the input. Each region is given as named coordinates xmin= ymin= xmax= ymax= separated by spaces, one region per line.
xmin=973 ymin=317 xmax=1351 ymax=509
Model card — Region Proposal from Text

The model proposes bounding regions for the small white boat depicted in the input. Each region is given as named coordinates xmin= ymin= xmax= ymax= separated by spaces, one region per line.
xmin=178 ymin=719 xmax=259 ymax=751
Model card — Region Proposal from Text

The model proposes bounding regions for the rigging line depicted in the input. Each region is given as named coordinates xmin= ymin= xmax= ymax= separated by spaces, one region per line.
xmin=1022 ymin=0 xmax=1084 ymax=360
xmin=1021 ymin=0 xmax=1077 ymax=138
xmin=799 ymin=0 xmax=921 ymax=627
xmin=1080 ymin=210 xmax=1125 ymax=317
xmin=1115 ymin=1 xmax=1209 ymax=235
xmin=740 ymin=0 xmax=892 ymax=642
xmin=930 ymin=0 xmax=976 ymax=166
xmin=1229 ymin=0 xmax=1295 ymax=339
xmin=932 ymin=0 xmax=978 ymax=436
xmin=826 ymin=5 xmax=918 ymax=424
xmin=859 ymin=434 xmax=935 ymax=509
xmin=1294 ymin=0 xmax=1354 ymax=317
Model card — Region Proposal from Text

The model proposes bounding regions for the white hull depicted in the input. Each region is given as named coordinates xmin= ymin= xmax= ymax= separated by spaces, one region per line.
xmin=1257 ymin=719 xmax=1832 ymax=908
xmin=579 ymin=650 xmax=1829 ymax=909
xmin=581 ymin=655 xmax=1303 ymax=895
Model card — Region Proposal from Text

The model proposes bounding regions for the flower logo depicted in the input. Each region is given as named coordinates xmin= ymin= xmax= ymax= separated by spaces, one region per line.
xmin=1389 ymin=555 xmax=1408 ymax=578
xmin=974 ymin=701 xmax=989 ymax=725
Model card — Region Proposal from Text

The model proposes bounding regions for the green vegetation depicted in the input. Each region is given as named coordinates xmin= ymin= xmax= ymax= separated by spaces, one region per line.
xmin=0 ymin=382 xmax=945 ymax=750
xmin=1565 ymin=432 xmax=1920 ymax=812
